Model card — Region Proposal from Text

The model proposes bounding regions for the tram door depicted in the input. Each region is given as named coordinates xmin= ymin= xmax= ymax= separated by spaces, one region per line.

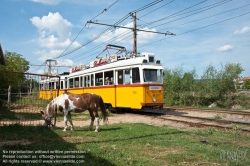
xmin=115 ymin=68 xmax=142 ymax=109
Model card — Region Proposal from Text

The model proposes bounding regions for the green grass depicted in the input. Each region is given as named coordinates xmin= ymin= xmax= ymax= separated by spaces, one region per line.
xmin=0 ymin=106 xmax=17 ymax=120
xmin=0 ymin=123 xmax=249 ymax=166
xmin=14 ymin=96 xmax=48 ymax=108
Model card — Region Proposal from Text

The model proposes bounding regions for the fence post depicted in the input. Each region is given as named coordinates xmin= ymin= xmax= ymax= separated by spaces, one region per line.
xmin=8 ymin=85 xmax=11 ymax=109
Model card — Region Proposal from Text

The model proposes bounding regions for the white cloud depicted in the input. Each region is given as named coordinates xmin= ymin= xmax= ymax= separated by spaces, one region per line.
xmin=30 ymin=12 xmax=81 ymax=61
xmin=216 ymin=44 xmax=233 ymax=52
xmin=31 ymin=0 xmax=62 ymax=5
xmin=234 ymin=26 xmax=250 ymax=35
xmin=94 ymin=22 xmax=157 ymax=44
xmin=31 ymin=12 xmax=72 ymax=40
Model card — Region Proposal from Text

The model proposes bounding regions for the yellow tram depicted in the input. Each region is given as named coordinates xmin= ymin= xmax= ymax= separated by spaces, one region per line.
xmin=39 ymin=45 xmax=165 ymax=111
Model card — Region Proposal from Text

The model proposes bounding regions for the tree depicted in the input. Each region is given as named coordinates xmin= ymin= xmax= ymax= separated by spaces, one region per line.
xmin=0 ymin=51 xmax=29 ymax=72
xmin=0 ymin=51 xmax=30 ymax=92
xmin=244 ymin=80 xmax=250 ymax=90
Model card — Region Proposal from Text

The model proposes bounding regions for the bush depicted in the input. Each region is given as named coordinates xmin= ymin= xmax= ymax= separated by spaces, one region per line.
xmin=243 ymin=80 xmax=250 ymax=90
xmin=163 ymin=63 xmax=247 ymax=109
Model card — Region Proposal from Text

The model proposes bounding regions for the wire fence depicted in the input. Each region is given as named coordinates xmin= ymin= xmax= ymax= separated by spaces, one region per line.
xmin=0 ymin=70 xmax=59 ymax=126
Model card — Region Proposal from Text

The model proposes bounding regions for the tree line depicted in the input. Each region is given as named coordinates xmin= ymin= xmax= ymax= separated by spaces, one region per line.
xmin=164 ymin=64 xmax=250 ymax=109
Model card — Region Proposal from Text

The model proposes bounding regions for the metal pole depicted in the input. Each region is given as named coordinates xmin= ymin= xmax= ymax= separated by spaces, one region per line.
xmin=133 ymin=12 xmax=137 ymax=55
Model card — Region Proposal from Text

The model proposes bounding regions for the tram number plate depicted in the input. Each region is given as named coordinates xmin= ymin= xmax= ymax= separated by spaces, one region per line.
xmin=149 ymin=86 xmax=161 ymax=90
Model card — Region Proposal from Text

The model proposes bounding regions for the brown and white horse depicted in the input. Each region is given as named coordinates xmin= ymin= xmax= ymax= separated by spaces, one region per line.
xmin=40 ymin=92 xmax=108 ymax=132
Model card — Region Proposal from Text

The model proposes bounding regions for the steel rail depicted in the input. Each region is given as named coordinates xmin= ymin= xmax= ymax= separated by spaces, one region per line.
xmin=138 ymin=109 xmax=250 ymax=133
xmin=163 ymin=106 xmax=250 ymax=116
xmin=155 ymin=116 xmax=250 ymax=133
xmin=164 ymin=114 xmax=250 ymax=127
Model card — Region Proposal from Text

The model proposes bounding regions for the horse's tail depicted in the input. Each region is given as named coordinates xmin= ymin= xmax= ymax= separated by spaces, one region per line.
xmin=99 ymin=96 xmax=108 ymax=123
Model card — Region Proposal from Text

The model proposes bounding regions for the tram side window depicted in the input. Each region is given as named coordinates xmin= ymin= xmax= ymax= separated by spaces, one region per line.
xmin=132 ymin=67 xmax=140 ymax=83
xmin=45 ymin=83 xmax=49 ymax=89
xmin=69 ymin=78 xmax=73 ymax=88
xmin=91 ymin=74 xmax=94 ymax=86
xmin=118 ymin=70 xmax=123 ymax=85
xmin=84 ymin=75 xmax=89 ymax=87
xmin=65 ymin=80 xmax=67 ymax=89
xmin=40 ymin=84 xmax=42 ymax=90
xmin=74 ymin=77 xmax=79 ymax=87
xmin=80 ymin=76 xmax=84 ymax=87
xmin=56 ymin=81 xmax=59 ymax=89
xmin=49 ymin=82 xmax=55 ymax=89
xmin=95 ymin=72 xmax=103 ymax=86
xmin=124 ymin=69 xmax=130 ymax=84
xmin=104 ymin=70 xmax=114 ymax=85
xmin=61 ymin=81 xmax=64 ymax=89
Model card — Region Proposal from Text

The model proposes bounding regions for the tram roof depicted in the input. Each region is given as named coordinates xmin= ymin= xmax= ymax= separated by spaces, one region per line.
xmin=69 ymin=55 xmax=163 ymax=77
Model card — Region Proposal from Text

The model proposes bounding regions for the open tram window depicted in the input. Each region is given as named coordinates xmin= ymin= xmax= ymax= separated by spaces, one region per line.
xmin=69 ymin=78 xmax=73 ymax=88
xmin=104 ymin=70 xmax=114 ymax=85
xmin=95 ymin=72 xmax=103 ymax=86
xmin=132 ymin=67 xmax=140 ymax=83
xmin=74 ymin=77 xmax=79 ymax=87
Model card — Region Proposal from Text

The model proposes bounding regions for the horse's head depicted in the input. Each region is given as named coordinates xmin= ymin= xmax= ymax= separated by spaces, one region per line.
xmin=40 ymin=110 xmax=53 ymax=127
xmin=40 ymin=103 xmax=54 ymax=128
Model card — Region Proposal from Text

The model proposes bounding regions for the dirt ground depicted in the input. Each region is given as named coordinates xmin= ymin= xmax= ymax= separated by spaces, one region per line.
xmin=55 ymin=112 xmax=188 ymax=130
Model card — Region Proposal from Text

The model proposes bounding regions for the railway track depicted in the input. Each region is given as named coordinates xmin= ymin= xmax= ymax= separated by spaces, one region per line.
xmin=138 ymin=107 xmax=250 ymax=133
xmin=163 ymin=106 xmax=250 ymax=117
xmin=156 ymin=116 xmax=250 ymax=133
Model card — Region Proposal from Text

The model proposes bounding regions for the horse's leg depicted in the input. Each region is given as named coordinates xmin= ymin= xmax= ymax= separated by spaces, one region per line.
xmin=68 ymin=112 xmax=74 ymax=131
xmin=89 ymin=110 xmax=95 ymax=130
xmin=63 ymin=113 xmax=68 ymax=131
xmin=94 ymin=110 xmax=100 ymax=132
xmin=94 ymin=117 xmax=100 ymax=132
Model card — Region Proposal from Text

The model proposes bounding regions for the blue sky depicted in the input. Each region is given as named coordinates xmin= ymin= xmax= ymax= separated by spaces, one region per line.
xmin=1 ymin=0 xmax=249 ymax=78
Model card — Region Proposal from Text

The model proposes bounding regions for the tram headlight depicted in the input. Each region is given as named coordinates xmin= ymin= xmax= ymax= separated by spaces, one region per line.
xmin=152 ymin=97 xmax=156 ymax=102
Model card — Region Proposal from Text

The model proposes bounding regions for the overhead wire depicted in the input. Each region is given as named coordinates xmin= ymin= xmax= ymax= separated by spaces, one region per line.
xmin=60 ymin=0 xmax=165 ymax=61
xmin=96 ymin=0 xmax=213 ymax=50
xmin=139 ymin=11 xmax=250 ymax=48
xmin=146 ymin=0 xmax=233 ymax=29
xmin=55 ymin=0 xmax=120 ymax=59
xmin=141 ymin=0 xmax=209 ymax=27
xmin=156 ymin=3 xmax=250 ymax=32
xmin=110 ymin=0 xmax=234 ymax=48
xmin=50 ymin=0 xmax=248 ymax=71
xmin=140 ymin=0 xmax=176 ymax=18
xmin=29 ymin=0 xmax=120 ymax=73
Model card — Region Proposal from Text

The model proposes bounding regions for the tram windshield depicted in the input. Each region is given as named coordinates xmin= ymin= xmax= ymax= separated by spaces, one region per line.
xmin=143 ymin=69 xmax=163 ymax=83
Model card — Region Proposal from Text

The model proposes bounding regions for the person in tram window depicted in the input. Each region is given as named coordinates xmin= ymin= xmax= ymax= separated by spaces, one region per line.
xmin=105 ymin=77 xmax=111 ymax=85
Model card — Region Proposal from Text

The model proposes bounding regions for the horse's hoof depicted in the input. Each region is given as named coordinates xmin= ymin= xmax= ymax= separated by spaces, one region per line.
xmin=94 ymin=130 xmax=99 ymax=132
